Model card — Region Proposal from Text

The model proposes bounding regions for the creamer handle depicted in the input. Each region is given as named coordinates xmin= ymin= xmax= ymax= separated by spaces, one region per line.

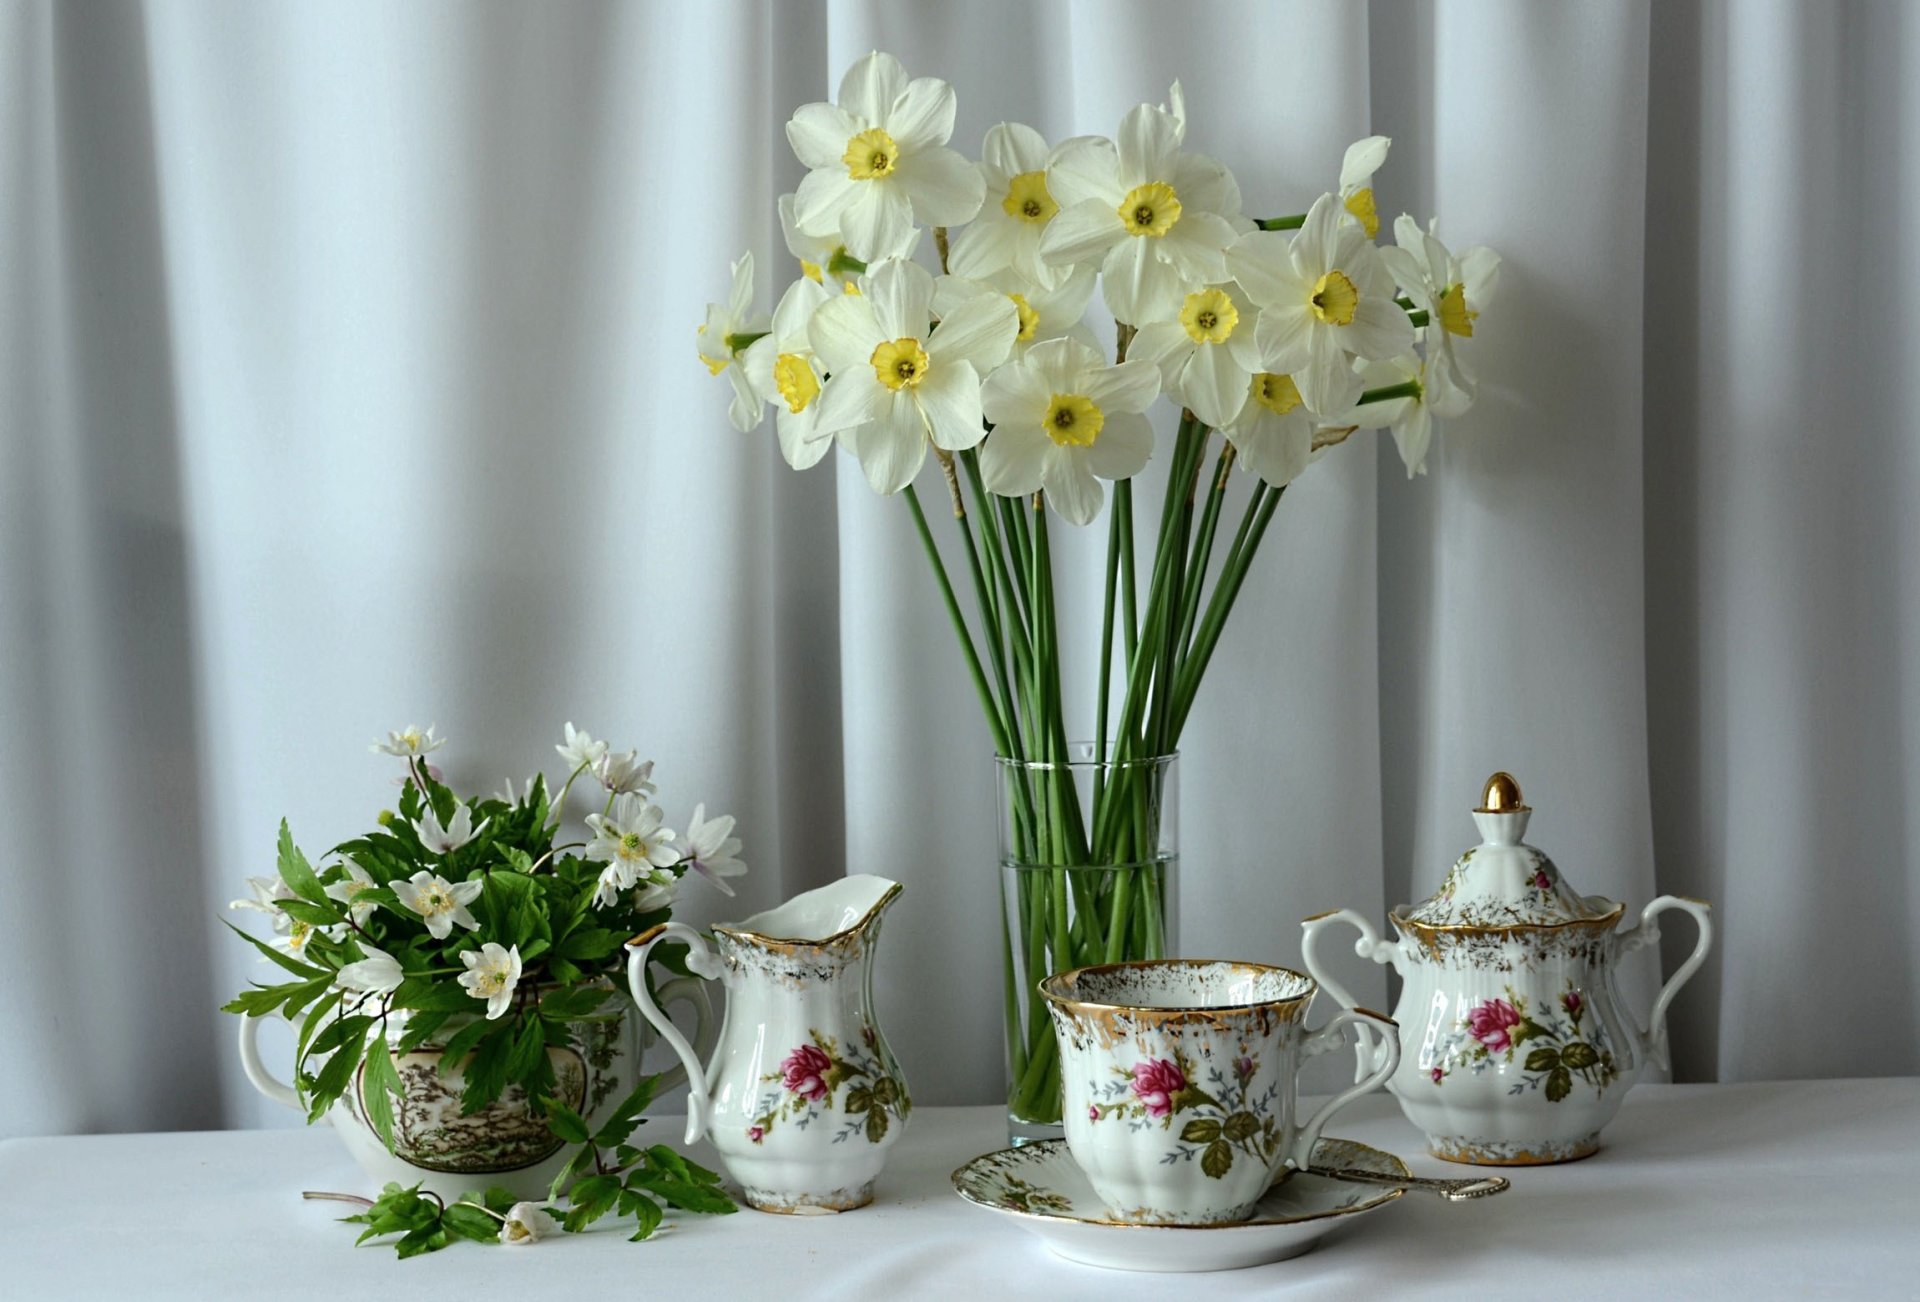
xmin=640 ymin=974 xmax=718 ymax=1096
xmin=626 ymin=923 xmax=723 ymax=1144
xmin=1615 ymin=896 xmax=1712 ymax=1073
xmin=1288 ymin=1008 xmax=1401 ymax=1172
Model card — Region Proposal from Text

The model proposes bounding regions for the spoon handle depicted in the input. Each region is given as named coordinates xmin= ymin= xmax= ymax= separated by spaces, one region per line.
xmin=1307 ymin=1165 xmax=1511 ymax=1202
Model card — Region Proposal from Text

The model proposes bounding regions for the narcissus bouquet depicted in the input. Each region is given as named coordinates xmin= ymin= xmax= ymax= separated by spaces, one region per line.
xmin=222 ymin=723 xmax=744 ymax=1249
xmin=700 ymin=52 xmax=1500 ymax=1126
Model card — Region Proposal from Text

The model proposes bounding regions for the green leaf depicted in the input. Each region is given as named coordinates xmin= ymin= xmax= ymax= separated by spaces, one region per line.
xmin=593 ymin=1073 xmax=661 ymax=1147
xmin=505 ymin=1017 xmax=556 ymax=1102
xmin=557 ymin=928 xmax=624 ymax=961
xmin=436 ymin=1016 xmax=495 ymax=1072
xmin=1201 ymin=1139 xmax=1234 ymax=1179
xmin=395 ymin=1010 xmax=452 ymax=1054
xmin=844 ymin=1085 xmax=872 ymax=1115
xmin=440 ymin=1202 xmax=500 ymax=1244
xmin=275 ymin=898 xmax=344 ymax=928
xmin=543 ymin=1098 xmax=592 ymax=1145
xmin=1180 ymin=1118 xmax=1223 ymax=1144
xmin=391 ymin=977 xmax=480 ymax=1012
xmin=562 ymin=1174 xmax=621 ymax=1232
xmin=627 ymin=1170 xmax=737 ymax=1216
xmin=537 ymin=985 xmax=614 ymax=1022
xmin=276 ymin=820 xmax=330 ymax=907
xmin=1512 ymin=1018 xmax=1549 ymax=1046
xmin=482 ymin=1186 xmax=518 ymax=1215
xmin=221 ymin=981 xmax=303 ymax=1017
xmin=548 ymin=1143 xmax=596 ymax=1203
xmin=499 ymin=846 xmax=535 ymax=873
xmin=459 ymin=1022 xmax=516 ymax=1114
xmin=393 ymin=1224 xmax=449 ymax=1258
xmin=281 ymin=973 xmax=337 ymax=1021
xmin=222 ymin=919 xmax=330 ymax=980
xmin=1525 ymin=1047 xmax=1562 ymax=1073
xmin=1560 ymin=1042 xmax=1600 ymax=1069
xmin=309 ymin=1014 xmax=375 ymax=1057
xmin=308 ymin=1028 xmax=368 ymax=1124
xmin=626 ymin=1193 xmax=665 ymax=1241
xmin=1546 ymin=1067 xmax=1573 ymax=1102
xmin=865 ymin=1107 xmax=888 ymax=1142
xmin=1171 ymin=1085 xmax=1222 ymax=1113
xmin=643 ymin=1145 xmax=693 ymax=1183
xmin=294 ymin=988 xmax=346 ymax=1064
xmin=361 ymin=1031 xmax=403 ymax=1152
xmin=1222 ymin=1111 xmax=1259 ymax=1142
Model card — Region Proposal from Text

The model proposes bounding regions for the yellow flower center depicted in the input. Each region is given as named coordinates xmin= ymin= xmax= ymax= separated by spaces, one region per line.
xmin=1002 ymin=170 xmax=1058 ymax=224
xmin=288 ymin=921 xmax=312 ymax=951
xmin=871 ymin=337 xmax=931 ymax=390
xmin=1309 ymin=269 xmax=1359 ymax=326
xmin=800 ymin=259 xmax=823 ymax=283
xmin=1179 ymin=288 xmax=1239 ymax=344
xmin=505 ymin=1221 xmax=533 ymax=1243
xmin=844 ymin=128 xmax=899 ymax=180
xmin=699 ymin=352 xmax=729 ymax=376
xmin=1343 ymin=186 xmax=1379 ymax=238
xmin=1008 ymin=293 xmax=1040 ymax=342
xmin=1118 ymin=181 xmax=1181 ymax=237
xmin=1042 ymin=393 xmax=1104 ymax=448
xmin=420 ymin=888 xmax=450 ymax=915
xmin=619 ymin=831 xmax=647 ymax=859
xmin=774 ymin=353 xmax=820 ymax=413
xmin=843 ymin=281 xmax=862 ymax=295
xmin=1438 ymin=282 xmax=1478 ymax=337
xmin=478 ymin=968 xmax=506 ymax=992
xmin=1251 ymin=372 xmax=1302 ymax=415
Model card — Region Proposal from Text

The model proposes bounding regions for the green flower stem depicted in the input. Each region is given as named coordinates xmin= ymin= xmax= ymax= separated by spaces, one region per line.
xmin=1174 ymin=443 xmax=1238 ymax=666
xmin=1093 ymin=498 xmax=1122 ymax=803
xmin=1358 ymin=379 xmax=1421 ymax=405
xmin=901 ymin=485 xmax=1011 ymax=759
xmin=1407 ymin=309 xmax=1430 ymax=328
xmin=1115 ymin=478 xmax=1139 ymax=665
xmin=1172 ymin=485 xmax=1285 ymax=738
xmin=723 ymin=331 xmax=768 ymax=353
xmin=1256 ymin=213 xmax=1307 ymax=230
xmin=825 ymin=249 xmax=867 ymax=278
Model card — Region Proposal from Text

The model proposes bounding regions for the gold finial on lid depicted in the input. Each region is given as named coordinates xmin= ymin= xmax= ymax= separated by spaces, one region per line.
xmin=1476 ymin=772 xmax=1528 ymax=814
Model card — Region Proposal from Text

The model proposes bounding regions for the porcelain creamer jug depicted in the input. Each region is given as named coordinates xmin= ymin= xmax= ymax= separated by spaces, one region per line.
xmin=1302 ymin=773 xmax=1712 ymax=1165
xmin=628 ymin=875 xmax=910 ymax=1212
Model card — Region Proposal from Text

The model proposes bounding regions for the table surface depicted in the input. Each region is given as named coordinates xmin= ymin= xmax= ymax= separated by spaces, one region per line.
xmin=4 ymin=1079 xmax=1916 ymax=1299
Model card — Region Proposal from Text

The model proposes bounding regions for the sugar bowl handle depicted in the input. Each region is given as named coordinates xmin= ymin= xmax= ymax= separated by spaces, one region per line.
xmin=1616 ymin=896 xmax=1713 ymax=1072
xmin=627 ymin=922 xmax=725 ymax=1145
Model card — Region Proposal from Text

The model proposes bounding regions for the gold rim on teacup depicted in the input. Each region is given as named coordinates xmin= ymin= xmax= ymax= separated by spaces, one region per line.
xmin=1038 ymin=957 xmax=1320 ymax=1019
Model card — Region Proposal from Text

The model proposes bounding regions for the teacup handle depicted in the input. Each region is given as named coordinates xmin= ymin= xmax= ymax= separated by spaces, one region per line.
xmin=1288 ymin=1008 xmax=1400 ymax=1172
xmin=1615 ymin=895 xmax=1713 ymax=1073
xmin=627 ymin=922 xmax=724 ymax=1146
xmin=1301 ymin=908 xmax=1399 ymax=1082
xmin=237 ymin=1010 xmax=303 ymax=1112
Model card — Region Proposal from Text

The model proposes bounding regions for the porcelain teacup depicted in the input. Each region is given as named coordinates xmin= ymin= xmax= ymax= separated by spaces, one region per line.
xmin=1041 ymin=959 xmax=1399 ymax=1225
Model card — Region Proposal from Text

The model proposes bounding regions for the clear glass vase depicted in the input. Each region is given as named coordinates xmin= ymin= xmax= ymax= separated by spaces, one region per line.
xmin=997 ymin=745 xmax=1178 ymax=1144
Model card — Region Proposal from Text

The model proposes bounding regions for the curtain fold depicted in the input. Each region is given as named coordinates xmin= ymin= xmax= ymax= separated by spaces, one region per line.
xmin=1 ymin=0 xmax=1912 ymax=1139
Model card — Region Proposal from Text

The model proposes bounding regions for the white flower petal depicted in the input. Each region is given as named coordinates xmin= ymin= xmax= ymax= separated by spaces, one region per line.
xmin=1115 ymin=103 xmax=1179 ymax=188
xmin=1343 ymin=294 xmax=1418 ymax=361
xmin=1225 ymin=230 xmax=1303 ymax=307
xmin=1099 ymin=237 xmax=1181 ymax=325
xmin=1085 ymin=409 xmax=1155 ymax=481
xmin=924 ymin=290 xmax=1015 ymax=371
xmin=1045 ymin=135 xmax=1120 ymax=207
xmin=1252 ymin=304 xmax=1314 ymax=374
xmin=1340 ymin=135 xmax=1391 ymax=191
xmin=811 ymin=370 xmax=887 ymax=436
xmin=807 ymin=292 xmax=882 ymax=375
xmin=1180 ymin=341 xmax=1250 ymax=428
xmin=897 ymin=146 xmax=984 ymax=226
xmin=793 ymin=166 xmax=861 ymax=237
xmin=886 ymin=76 xmax=957 ymax=153
xmin=946 ymin=208 xmax=1017 ymax=279
xmin=1157 ymin=212 xmax=1234 ymax=283
xmin=1039 ymin=197 xmax=1125 ymax=267
xmin=839 ymin=183 xmax=915 ymax=264
xmin=983 ymin=121 xmax=1050 ymax=177
xmin=1041 ymin=448 xmax=1104 ymax=525
xmin=727 ymin=366 xmax=763 ymax=432
xmin=980 ymin=355 xmax=1050 ymax=427
xmin=916 ymin=361 xmax=987 ymax=451
xmin=839 ymin=50 xmax=907 ymax=125
xmin=843 ymin=393 xmax=928 ymax=494
xmin=980 ymin=423 xmax=1050 ymax=497
xmin=787 ymin=101 xmax=862 ymax=171
xmin=864 ymin=258 xmax=934 ymax=342
xmin=1082 ymin=357 xmax=1162 ymax=414
xmin=1170 ymin=151 xmax=1241 ymax=219
xmin=1128 ymin=321 xmax=1192 ymax=381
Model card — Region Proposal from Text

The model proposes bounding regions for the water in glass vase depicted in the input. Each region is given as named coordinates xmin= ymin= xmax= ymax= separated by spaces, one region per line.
xmin=998 ymin=746 xmax=1178 ymax=1144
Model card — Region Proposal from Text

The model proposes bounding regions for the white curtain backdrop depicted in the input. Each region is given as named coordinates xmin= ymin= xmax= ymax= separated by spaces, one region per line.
xmin=3 ymin=0 xmax=1915 ymax=1139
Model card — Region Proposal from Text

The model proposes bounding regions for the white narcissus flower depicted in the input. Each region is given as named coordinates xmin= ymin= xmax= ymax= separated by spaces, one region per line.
xmin=808 ymin=258 xmax=1016 ymax=494
xmin=337 ymin=943 xmax=404 ymax=995
xmin=555 ymin=722 xmax=608 ymax=772
xmin=932 ymin=266 xmax=1099 ymax=358
xmin=1377 ymin=213 xmax=1501 ymax=371
xmin=324 ymin=861 xmax=379 ymax=927
xmin=412 ymin=803 xmax=486 ymax=855
xmin=593 ymin=749 xmax=656 ymax=797
xmin=371 ymin=725 xmax=444 ymax=758
xmin=779 ymin=191 xmax=903 ymax=288
xmin=459 ymin=942 xmax=523 ymax=1020
xmin=696 ymin=253 xmax=771 ymax=433
xmin=501 ymin=1202 xmax=555 ymax=1245
xmin=1129 ymin=282 xmax=1262 ymax=427
xmin=1226 ymin=193 xmax=1413 ymax=415
xmin=1338 ymin=136 xmax=1391 ymax=238
xmin=1038 ymin=91 xmax=1244 ymax=325
xmin=1354 ymin=350 xmax=1475 ymax=478
xmin=1222 ymin=372 xmax=1321 ymax=488
xmin=741 ymin=276 xmax=836 ymax=470
xmin=585 ymin=793 xmax=680 ymax=907
xmin=682 ymin=803 xmax=746 ymax=897
xmin=393 ymin=870 xmax=483 ymax=939
xmin=948 ymin=122 xmax=1072 ymax=288
xmin=980 ymin=337 xmax=1162 ymax=525
xmin=786 ymin=51 xmax=984 ymax=262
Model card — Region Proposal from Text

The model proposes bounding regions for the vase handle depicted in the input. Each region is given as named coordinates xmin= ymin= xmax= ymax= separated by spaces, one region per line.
xmin=237 ymin=1010 xmax=303 ymax=1112
xmin=1288 ymin=1007 xmax=1400 ymax=1172
xmin=1614 ymin=895 xmax=1713 ymax=1073
xmin=627 ymin=922 xmax=723 ymax=1145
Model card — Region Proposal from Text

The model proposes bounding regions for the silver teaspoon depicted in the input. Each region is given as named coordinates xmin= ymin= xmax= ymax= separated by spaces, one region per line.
xmin=1306 ymin=1165 xmax=1511 ymax=1202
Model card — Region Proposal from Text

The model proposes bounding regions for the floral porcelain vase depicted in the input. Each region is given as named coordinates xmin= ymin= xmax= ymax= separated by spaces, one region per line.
xmin=627 ymin=875 xmax=910 ymax=1213
xmin=238 ymin=980 xmax=715 ymax=1202
xmin=1301 ymin=773 xmax=1713 ymax=1165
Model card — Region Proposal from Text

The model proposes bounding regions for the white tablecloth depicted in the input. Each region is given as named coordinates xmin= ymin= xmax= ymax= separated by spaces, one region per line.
xmin=3 ymin=1079 xmax=1915 ymax=1299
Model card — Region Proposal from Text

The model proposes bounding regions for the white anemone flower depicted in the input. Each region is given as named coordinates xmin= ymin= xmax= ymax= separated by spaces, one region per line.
xmin=1225 ymin=193 xmax=1413 ymax=415
xmin=696 ymin=253 xmax=771 ymax=433
xmin=1354 ymin=350 xmax=1475 ymax=478
xmin=372 ymin=725 xmax=444 ymax=758
xmin=932 ymin=266 xmax=1099 ymax=359
xmin=787 ymin=51 xmax=984 ymax=262
xmin=808 ymin=258 xmax=1017 ymax=494
xmin=555 ymin=722 xmax=608 ymax=772
xmin=1038 ymin=92 xmax=1244 ymax=325
xmin=585 ymin=793 xmax=680 ymax=907
xmin=593 ymin=749 xmax=656 ymax=797
xmin=1378 ymin=213 xmax=1501 ymax=372
xmin=948 ymin=122 xmax=1074 ymax=289
xmin=628 ymin=873 xmax=677 ymax=915
xmin=741 ymin=276 xmax=836 ymax=470
xmin=682 ymin=803 xmax=747 ymax=898
xmin=459 ymin=942 xmax=523 ymax=1021
xmin=337 ymin=943 xmax=405 ymax=996
xmin=1129 ymin=282 xmax=1262 ymax=427
xmin=1222 ymin=371 xmax=1322 ymax=488
xmin=501 ymin=1202 xmax=555 ymax=1245
xmin=980 ymin=336 xmax=1161 ymax=525
xmin=324 ymin=861 xmax=379 ymax=927
xmin=412 ymin=803 xmax=486 ymax=855
xmin=1338 ymin=136 xmax=1391 ymax=238
xmin=393 ymin=870 xmax=483 ymax=939
xmin=230 ymin=875 xmax=295 ymax=933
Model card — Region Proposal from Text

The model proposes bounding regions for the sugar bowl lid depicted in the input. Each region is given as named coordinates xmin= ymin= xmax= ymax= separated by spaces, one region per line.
xmin=1400 ymin=773 xmax=1619 ymax=928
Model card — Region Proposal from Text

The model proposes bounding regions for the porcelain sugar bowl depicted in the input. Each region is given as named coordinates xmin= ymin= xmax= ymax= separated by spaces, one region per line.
xmin=1302 ymin=773 xmax=1712 ymax=1166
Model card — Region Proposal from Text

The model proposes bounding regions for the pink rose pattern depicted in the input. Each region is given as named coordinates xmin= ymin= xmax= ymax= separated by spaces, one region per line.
xmin=1080 ymin=1048 xmax=1280 ymax=1181
xmin=1428 ymin=984 xmax=1619 ymax=1102
xmin=780 ymin=1044 xmax=832 ymax=1101
xmin=747 ymin=1028 xmax=909 ymax=1146
xmin=1129 ymin=1058 xmax=1186 ymax=1118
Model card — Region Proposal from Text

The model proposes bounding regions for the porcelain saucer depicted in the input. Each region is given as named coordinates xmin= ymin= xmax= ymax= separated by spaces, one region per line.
xmin=951 ymin=1136 xmax=1408 ymax=1273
